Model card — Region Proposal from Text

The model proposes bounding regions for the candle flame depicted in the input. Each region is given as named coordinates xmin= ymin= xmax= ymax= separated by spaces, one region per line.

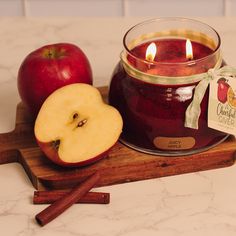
xmin=186 ymin=39 xmax=193 ymax=60
xmin=145 ymin=42 xmax=157 ymax=61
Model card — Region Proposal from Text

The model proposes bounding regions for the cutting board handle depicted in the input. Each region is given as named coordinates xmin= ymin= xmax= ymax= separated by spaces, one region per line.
xmin=0 ymin=149 xmax=19 ymax=164
xmin=0 ymin=131 xmax=19 ymax=164
xmin=0 ymin=102 xmax=36 ymax=150
xmin=0 ymin=116 xmax=36 ymax=166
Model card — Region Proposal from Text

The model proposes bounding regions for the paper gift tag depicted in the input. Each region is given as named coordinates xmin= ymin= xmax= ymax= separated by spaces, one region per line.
xmin=208 ymin=76 xmax=236 ymax=136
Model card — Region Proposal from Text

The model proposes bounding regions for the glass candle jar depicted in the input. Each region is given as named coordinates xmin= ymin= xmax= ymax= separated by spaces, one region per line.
xmin=109 ymin=18 xmax=229 ymax=156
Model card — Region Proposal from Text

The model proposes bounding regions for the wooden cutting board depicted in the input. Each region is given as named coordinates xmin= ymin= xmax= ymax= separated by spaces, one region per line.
xmin=0 ymin=87 xmax=235 ymax=190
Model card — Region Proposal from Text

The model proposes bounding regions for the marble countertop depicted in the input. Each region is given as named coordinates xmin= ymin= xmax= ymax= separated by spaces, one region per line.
xmin=1 ymin=17 xmax=236 ymax=236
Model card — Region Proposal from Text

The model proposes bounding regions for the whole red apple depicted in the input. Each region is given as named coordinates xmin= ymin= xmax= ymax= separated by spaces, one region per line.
xmin=17 ymin=43 xmax=93 ymax=116
xmin=217 ymin=78 xmax=229 ymax=104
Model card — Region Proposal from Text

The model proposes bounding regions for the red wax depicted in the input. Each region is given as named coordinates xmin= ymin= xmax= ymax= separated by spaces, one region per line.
xmin=131 ymin=39 xmax=212 ymax=63
xmin=127 ymin=39 xmax=217 ymax=76
xmin=109 ymin=39 xmax=226 ymax=152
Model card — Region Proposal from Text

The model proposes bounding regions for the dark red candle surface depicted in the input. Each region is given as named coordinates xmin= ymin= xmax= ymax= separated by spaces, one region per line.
xmin=127 ymin=39 xmax=216 ymax=76
xmin=131 ymin=39 xmax=212 ymax=62
xmin=109 ymin=39 xmax=226 ymax=152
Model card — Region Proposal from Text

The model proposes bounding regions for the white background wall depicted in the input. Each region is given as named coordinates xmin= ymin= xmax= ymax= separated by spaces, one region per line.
xmin=0 ymin=0 xmax=236 ymax=17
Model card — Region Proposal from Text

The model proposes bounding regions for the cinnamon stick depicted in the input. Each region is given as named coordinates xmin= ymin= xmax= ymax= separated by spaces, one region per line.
xmin=33 ymin=190 xmax=110 ymax=204
xmin=35 ymin=172 xmax=100 ymax=226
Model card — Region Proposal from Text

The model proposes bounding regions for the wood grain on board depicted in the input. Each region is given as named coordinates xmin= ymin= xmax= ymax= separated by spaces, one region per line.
xmin=0 ymin=87 xmax=235 ymax=190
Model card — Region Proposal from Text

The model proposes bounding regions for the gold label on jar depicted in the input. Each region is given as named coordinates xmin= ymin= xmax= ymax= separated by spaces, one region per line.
xmin=153 ymin=137 xmax=196 ymax=150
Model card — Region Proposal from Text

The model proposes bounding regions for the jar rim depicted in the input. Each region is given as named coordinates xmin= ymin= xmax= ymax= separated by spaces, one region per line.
xmin=123 ymin=17 xmax=221 ymax=66
xmin=120 ymin=50 xmax=222 ymax=85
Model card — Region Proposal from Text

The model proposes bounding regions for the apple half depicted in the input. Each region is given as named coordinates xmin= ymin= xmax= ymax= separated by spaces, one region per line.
xmin=34 ymin=84 xmax=123 ymax=167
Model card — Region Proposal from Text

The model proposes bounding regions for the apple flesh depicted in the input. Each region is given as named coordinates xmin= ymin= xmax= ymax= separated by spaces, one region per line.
xmin=18 ymin=43 xmax=93 ymax=117
xmin=34 ymin=84 xmax=123 ymax=167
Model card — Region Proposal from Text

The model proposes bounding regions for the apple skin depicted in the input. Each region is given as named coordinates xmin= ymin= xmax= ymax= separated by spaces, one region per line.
xmin=17 ymin=43 xmax=93 ymax=116
xmin=217 ymin=78 xmax=229 ymax=104
xmin=37 ymin=139 xmax=115 ymax=168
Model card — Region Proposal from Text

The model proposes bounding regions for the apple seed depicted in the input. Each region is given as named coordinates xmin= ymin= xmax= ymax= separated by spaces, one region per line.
xmin=68 ymin=113 xmax=79 ymax=125
xmin=77 ymin=119 xmax=87 ymax=127
xmin=73 ymin=113 xmax=79 ymax=120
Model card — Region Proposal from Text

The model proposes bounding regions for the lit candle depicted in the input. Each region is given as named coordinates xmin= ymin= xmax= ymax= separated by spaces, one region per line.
xmin=186 ymin=39 xmax=193 ymax=60
xmin=145 ymin=42 xmax=157 ymax=61
xmin=128 ymin=38 xmax=214 ymax=76
xmin=109 ymin=18 xmax=225 ymax=155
